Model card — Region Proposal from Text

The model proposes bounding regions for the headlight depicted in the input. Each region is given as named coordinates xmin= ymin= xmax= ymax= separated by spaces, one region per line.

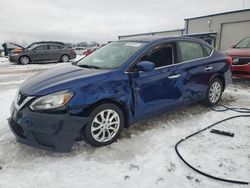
xmin=233 ymin=58 xmax=239 ymax=64
xmin=30 ymin=90 xmax=73 ymax=111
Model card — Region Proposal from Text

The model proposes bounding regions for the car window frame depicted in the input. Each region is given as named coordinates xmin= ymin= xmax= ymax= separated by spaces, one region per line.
xmin=125 ymin=39 xmax=214 ymax=74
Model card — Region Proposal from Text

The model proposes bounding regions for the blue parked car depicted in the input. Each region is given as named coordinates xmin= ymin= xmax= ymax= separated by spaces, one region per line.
xmin=9 ymin=36 xmax=232 ymax=152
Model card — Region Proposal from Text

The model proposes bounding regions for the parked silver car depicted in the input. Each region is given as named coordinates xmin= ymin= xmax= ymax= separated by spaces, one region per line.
xmin=9 ymin=41 xmax=76 ymax=65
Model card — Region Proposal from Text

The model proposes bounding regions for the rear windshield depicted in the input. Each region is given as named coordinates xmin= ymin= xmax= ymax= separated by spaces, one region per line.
xmin=77 ymin=41 xmax=146 ymax=69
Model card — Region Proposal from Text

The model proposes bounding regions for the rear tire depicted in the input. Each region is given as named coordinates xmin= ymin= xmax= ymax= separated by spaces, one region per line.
xmin=204 ymin=78 xmax=223 ymax=106
xmin=19 ymin=56 xmax=30 ymax=65
xmin=83 ymin=103 xmax=124 ymax=147
xmin=61 ymin=54 xmax=69 ymax=62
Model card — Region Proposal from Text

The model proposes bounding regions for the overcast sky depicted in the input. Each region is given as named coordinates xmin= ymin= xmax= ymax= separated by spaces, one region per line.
xmin=0 ymin=0 xmax=249 ymax=44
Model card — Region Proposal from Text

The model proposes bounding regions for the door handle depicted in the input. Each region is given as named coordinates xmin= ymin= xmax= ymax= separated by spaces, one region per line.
xmin=168 ymin=74 xmax=181 ymax=79
xmin=204 ymin=66 xmax=213 ymax=71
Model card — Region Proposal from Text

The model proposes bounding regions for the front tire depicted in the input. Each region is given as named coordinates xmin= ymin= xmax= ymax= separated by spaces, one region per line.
xmin=204 ymin=78 xmax=223 ymax=106
xmin=83 ymin=103 xmax=124 ymax=147
xmin=19 ymin=56 xmax=30 ymax=65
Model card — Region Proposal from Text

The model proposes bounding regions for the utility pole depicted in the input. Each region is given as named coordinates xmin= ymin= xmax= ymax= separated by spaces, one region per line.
xmin=242 ymin=0 xmax=245 ymax=9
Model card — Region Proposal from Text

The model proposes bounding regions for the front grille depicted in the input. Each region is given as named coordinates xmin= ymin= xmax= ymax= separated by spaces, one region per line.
xmin=17 ymin=92 xmax=27 ymax=106
xmin=232 ymin=71 xmax=250 ymax=76
xmin=33 ymin=132 xmax=55 ymax=148
xmin=233 ymin=57 xmax=250 ymax=66
xmin=10 ymin=119 xmax=25 ymax=138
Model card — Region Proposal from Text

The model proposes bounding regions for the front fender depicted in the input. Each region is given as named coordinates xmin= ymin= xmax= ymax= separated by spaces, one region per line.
xmin=67 ymin=77 xmax=133 ymax=123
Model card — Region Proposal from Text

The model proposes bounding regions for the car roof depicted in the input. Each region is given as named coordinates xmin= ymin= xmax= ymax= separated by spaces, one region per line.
xmin=34 ymin=41 xmax=65 ymax=45
xmin=119 ymin=35 xmax=204 ymax=44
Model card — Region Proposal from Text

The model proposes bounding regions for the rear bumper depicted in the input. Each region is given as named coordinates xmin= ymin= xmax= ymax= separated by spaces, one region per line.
xmin=70 ymin=53 xmax=76 ymax=60
xmin=224 ymin=68 xmax=232 ymax=88
xmin=8 ymin=104 xmax=88 ymax=152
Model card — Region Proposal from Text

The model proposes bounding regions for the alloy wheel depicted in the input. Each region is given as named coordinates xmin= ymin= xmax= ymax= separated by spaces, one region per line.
xmin=20 ymin=56 xmax=30 ymax=65
xmin=91 ymin=109 xmax=120 ymax=143
xmin=209 ymin=81 xmax=222 ymax=103
xmin=61 ymin=55 xmax=69 ymax=62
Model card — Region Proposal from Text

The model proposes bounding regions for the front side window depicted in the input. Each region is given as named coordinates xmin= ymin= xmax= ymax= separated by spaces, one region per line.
xmin=235 ymin=37 xmax=250 ymax=48
xmin=77 ymin=41 xmax=146 ymax=69
xmin=33 ymin=45 xmax=47 ymax=51
xmin=139 ymin=44 xmax=174 ymax=68
xmin=179 ymin=41 xmax=204 ymax=62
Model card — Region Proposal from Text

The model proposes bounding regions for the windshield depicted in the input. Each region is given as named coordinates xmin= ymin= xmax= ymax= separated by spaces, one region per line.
xmin=235 ymin=37 xmax=250 ymax=48
xmin=77 ymin=41 xmax=146 ymax=69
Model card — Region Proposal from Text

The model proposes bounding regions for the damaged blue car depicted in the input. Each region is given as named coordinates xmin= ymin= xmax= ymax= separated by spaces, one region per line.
xmin=9 ymin=36 xmax=232 ymax=152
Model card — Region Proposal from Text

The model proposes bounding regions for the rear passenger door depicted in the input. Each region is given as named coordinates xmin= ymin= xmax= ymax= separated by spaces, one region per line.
xmin=175 ymin=40 xmax=215 ymax=102
xmin=48 ymin=45 xmax=63 ymax=61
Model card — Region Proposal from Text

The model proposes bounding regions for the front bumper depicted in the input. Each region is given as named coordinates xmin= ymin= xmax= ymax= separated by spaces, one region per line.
xmin=9 ymin=55 xmax=19 ymax=63
xmin=8 ymin=104 xmax=89 ymax=152
xmin=232 ymin=64 xmax=250 ymax=79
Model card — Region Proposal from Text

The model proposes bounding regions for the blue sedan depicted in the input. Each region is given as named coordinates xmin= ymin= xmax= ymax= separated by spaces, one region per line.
xmin=9 ymin=36 xmax=232 ymax=152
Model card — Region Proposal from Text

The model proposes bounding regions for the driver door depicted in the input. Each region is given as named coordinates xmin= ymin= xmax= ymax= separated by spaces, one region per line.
xmin=31 ymin=45 xmax=49 ymax=62
xmin=129 ymin=43 xmax=186 ymax=118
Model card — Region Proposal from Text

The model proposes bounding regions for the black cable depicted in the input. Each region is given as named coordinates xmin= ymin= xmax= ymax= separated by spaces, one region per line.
xmin=175 ymin=105 xmax=250 ymax=185
xmin=211 ymin=104 xmax=250 ymax=113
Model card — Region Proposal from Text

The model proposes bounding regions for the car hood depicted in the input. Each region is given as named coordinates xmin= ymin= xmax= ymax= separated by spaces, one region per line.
xmin=226 ymin=48 xmax=250 ymax=57
xmin=20 ymin=65 xmax=111 ymax=96
xmin=9 ymin=42 xmax=25 ymax=49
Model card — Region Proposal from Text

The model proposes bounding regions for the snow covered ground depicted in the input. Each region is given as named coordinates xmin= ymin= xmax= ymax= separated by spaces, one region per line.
xmin=0 ymin=57 xmax=249 ymax=188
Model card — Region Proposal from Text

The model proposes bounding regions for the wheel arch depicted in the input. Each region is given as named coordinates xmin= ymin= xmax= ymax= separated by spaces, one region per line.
xmin=209 ymin=73 xmax=225 ymax=91
xmin=82 ymin=98 xmax=130 ymax=128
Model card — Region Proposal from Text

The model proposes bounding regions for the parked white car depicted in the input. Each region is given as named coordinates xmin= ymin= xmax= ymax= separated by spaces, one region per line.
xmin=73 ymin=47 xmax=86 ymax=55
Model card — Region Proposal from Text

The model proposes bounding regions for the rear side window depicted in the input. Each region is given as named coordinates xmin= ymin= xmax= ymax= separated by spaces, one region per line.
xmin=179 ymin=41 xmax=204 ymax=62
xmin=50 ymin=45 xmax=63 ymax=50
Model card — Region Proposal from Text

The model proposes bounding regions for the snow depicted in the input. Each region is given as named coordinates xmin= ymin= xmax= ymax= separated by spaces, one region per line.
xmin=0 ymin=56 xmax=249 ymax=188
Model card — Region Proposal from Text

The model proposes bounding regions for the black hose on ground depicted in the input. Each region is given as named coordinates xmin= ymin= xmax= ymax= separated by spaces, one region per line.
xmin=211 ymin=104 xmax=250 ymax=113
xmin=175 ymin=104 xmax=250 ymax=185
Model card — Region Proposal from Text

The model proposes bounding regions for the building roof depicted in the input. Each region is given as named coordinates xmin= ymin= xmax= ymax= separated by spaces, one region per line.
xmin=185 ymin=9 xmax=250 ymax=20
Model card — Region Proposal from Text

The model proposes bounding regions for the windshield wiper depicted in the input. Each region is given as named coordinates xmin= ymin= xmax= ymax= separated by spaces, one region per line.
xmin=78 ymin=64 xmax=100 ymax=69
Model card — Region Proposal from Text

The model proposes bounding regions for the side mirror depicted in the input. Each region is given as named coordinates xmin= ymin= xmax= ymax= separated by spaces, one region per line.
xmin=135 ymin=61 xmax=155 ymax=72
